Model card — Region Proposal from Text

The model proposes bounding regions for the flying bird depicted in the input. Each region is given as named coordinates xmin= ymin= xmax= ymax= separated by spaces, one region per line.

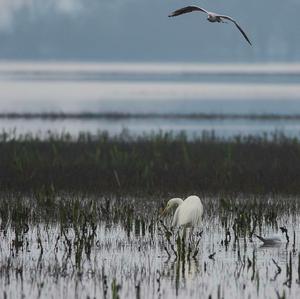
xmin=168 ymin=5 xmax=252 ymax=45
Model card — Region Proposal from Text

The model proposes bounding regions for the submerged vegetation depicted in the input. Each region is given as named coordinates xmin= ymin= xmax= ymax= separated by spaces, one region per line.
xmin=1 ymin=192 xmax=300 ymax=298
xmin=2 ymin=192 xmax=300 ymax=227
xmin=0 ymin=129 xmax=300 ymax=195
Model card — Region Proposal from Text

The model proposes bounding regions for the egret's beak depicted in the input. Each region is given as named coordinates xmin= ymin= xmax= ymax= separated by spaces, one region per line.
xmin=160 ymin=207 xmax=168 ymax=217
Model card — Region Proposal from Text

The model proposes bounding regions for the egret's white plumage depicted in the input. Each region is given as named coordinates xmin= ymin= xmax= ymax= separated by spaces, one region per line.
xmin=162 ymin=195 xmax=203 ymax=228
xmin=168 ymin=5 xmax=252 ymax=45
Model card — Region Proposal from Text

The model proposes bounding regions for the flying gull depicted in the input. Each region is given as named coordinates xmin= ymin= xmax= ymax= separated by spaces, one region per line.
xmin=168 ymin=5 xmax=252 ymax=45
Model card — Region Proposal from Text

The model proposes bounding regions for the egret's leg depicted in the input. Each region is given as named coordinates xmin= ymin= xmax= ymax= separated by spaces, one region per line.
xmin=177 ymin=228 xmax=187 ymax=258
xmin=189 ymin=227 xmax=194 ymax=242
xmin=182 ymin=227 xmax=187 ymax=244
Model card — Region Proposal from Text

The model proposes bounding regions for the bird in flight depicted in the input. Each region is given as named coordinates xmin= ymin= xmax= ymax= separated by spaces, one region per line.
xmin=168 ymin=5 xmax=252 ymax=45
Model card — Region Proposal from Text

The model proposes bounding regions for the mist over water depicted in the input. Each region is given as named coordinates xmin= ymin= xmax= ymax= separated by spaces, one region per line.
xmin=0 ymin=0 xmax=299 ymax=62
xmin=0 ymin=62 xmax=300 ymax=138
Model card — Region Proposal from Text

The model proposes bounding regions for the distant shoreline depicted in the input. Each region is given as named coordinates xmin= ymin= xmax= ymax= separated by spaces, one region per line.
xmin=2 ymin=112 xmax=300 ymax=121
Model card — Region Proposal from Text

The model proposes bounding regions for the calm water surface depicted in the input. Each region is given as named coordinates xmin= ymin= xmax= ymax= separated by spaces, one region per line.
xmin=1 ymin=209 xmax=299 ymax=299
xmin=1 ymin=62 xmax=300 ymax=137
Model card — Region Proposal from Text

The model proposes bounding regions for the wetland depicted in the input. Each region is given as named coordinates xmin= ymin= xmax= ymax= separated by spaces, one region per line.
xmin=1 ymin=62 xmax=300 ymax=298
xmin=1 ymin=130 xmax=300 ymax=298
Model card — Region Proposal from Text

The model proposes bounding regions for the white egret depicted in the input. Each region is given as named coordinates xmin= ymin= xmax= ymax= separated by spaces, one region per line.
xmin=168 ymin=5 xmax=252 ymax=45
xmin=161 ymin=195 xmax=203 ymax=228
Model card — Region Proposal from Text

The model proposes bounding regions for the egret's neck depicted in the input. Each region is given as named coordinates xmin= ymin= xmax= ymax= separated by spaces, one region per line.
xmin=170 ymin=198 xmax=184 ymax=207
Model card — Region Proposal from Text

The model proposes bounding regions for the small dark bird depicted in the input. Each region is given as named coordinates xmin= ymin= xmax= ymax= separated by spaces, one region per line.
xmin=254 ymin=234 xmax=282 ymax=246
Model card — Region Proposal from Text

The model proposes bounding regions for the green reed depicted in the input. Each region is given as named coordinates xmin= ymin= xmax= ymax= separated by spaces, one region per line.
xmin=1 ymin=130 xmax=300 ymax=195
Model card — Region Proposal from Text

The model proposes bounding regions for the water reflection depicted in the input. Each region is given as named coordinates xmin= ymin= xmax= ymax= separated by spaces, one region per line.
xmin=163 ymin=254 xmax=201 ymax=295
xmin=1 ymin=202 xmax=300 ymax=298
xmin=1 ymin=62 xmax=300 ymax=139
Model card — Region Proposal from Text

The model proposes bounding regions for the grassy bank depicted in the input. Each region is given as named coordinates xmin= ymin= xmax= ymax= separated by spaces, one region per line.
xmin=0 ymin=130 xmax=299 ymax=195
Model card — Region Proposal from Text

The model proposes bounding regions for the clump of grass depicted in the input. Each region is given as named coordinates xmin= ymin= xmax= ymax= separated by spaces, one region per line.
xmin=1 ymin=130 xmax=300 ymax=195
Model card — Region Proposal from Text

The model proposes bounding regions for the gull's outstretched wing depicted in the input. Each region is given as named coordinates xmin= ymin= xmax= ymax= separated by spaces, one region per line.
xmin=168 ymin=6 xmax=208 ymax=18
xmin=218 ymin=15 xmax=252 ymax=45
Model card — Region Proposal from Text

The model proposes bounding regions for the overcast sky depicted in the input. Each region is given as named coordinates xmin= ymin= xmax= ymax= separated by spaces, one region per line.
xmin=0 ymin=0 xmax=299 ymax=62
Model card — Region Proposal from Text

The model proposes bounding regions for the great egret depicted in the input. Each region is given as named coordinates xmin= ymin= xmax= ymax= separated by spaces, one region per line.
xmin=168 ymin=5 xmax=252 ymax=45
xmin=161 ymin=195 xmax=203 ymax=228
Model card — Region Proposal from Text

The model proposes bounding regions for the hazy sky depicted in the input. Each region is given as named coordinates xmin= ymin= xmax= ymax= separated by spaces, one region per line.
xmin=0 ymin=0 xmax=299 ymax=62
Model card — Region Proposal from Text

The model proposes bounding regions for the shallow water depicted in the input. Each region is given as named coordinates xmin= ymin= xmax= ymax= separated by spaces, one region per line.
xmin=1 ymin=209 xmax=299 ymax=299
xmin=1 ymin=62 xmax=300 ymax=138
xmin=2 ymin=116 xmax=300 ymax=139
xmin=1 ymin=62 xmax=300 ymax=298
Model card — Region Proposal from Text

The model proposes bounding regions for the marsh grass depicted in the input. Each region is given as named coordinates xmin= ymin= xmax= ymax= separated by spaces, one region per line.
xmin=2 ymin=120 xmax=300 ymax=297
xmin=1 ymin=130 xmax=300 ymax=195
xmin=1 ymin=192 xmax=300 ymax=298
xmin=1 ymin=192 xmax=300 ymax=232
